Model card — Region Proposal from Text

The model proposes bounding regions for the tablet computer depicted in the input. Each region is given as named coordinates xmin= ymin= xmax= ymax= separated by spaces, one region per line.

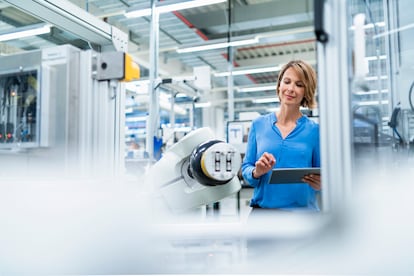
xmin=269 ymin=167 xmax=321 ymax=184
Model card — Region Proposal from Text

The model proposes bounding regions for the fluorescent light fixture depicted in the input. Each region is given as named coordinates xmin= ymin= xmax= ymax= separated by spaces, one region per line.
xmin=365 ymin=55 xmax=386 ymax=61
xmin=349 ymin=21 xmax=385 ymax=30
xmin=214 ymin=65 xmax=281 ymax=77
xmin=158 ymin=0 xmax=226 ymax=13
xmin=126 ymin=116 xmax=147 ymax=122
xmin=125 ymin=8 xmax=151 ymax=18
xmin=176 ymin=37 xmax=258 ymax=53
xmin=353 ymin=89 xmax=388 ymax=95
xmin=365 ymin=75 xmax=388 ymax=81
xmin=176 ymin=93 xmax=190 ymax=98
xmin=238 ymin=85 xmax=275 ymax=93
xmin=0 ymin=24 xmax=51 ymax=42
xmin=194 ymin=102 xmax=211 ymax=108
xmin=357 ymin=100 xmax=389 ymax=106
xmin=252 ymin=98 xmax=279 ymax=104
xmin=125 ymin=0 xmax=226 ymax=18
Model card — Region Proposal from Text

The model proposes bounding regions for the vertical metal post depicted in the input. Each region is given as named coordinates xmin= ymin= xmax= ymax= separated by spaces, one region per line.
xmin=227 ymin=0 xmax=234 ymax=121
xmin=146 ymin=0 xmax=160 ymax=161
xmin=114 ymin=81 xmax=126 ymax=176
xmin=227 ymin=47 xmax=235 ymax=121
xmin=387 ymin=0 xmax=401 ymax=72
xmin=384 ymin=0 xmax=399 ymax=126
xmin=189 ymin=104 xmax=194 ymax=129
xmin=170 ymin=93 xmax=176 ymax=130
xmin=317 ymin=0 xmax=353 ymax=212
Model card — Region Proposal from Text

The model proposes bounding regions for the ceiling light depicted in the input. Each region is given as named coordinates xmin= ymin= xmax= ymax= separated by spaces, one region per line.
xmin=0 ymin=24 xmax=51 ymax=42
xmin=157 ymin=0 xmax=226 ymax=13
xmin=365 ymin=75 xmax=388 ymax=81
xmin=214 ymin=65 xmax=281 ymax=77
xmin=194 ymin=102 xmax=211 ymax=108
xmin=176 ymin=93 xmax=189 ymax=98
xmin=349 ymin=21 xmax=385 ymax=30
xmin=238 ymin=85 xmax=275 ymax=93
xmin=125 ymin=0 xmax=226 ymax=18
xmin=353 ymin=89 xmax=389 ymax=95
xmin=353 ymin=100 xmax=389 ymax=106
xmin=365 ymin=55 xmax=387 ymax=61
xmin=126 ymin=116 xmax=147 ymax=122
xmin=124 ymin=8 xmax=151 ymax=18
xmin=176 ymin=37 xmax=258 ymax=53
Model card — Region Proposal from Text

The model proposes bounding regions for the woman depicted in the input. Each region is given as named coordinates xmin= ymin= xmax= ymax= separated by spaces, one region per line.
xmin=241 ymin=60 xmax=321 ymax=211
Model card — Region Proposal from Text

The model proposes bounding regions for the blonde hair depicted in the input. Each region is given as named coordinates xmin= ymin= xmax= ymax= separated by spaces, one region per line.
xmin=276 ymin=60 xmax=317 ymax=109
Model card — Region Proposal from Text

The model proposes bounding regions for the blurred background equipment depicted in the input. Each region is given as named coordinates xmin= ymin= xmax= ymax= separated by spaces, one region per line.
xmin=0 ymin=45 xmax=139 ymax=177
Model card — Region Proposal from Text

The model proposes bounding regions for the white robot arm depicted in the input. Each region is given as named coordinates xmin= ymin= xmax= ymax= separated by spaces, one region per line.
xmin=145 ymin=127 xmax=242 ymax=212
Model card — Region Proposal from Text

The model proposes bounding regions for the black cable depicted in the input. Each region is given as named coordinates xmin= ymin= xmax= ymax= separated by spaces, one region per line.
xmin=226 ymin=0 xmax=232 ymax=62
xmin=154 ymin=81 xmax=162 ymax=90
xmin=362 ymin=0 xmax=380 ymax=46
xmin=409 ymin=81 xmax=414 ymax=111
xmin=388 ymin=105 xmax=403 ymax=143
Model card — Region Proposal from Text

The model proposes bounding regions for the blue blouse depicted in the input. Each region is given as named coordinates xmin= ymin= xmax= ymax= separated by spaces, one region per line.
xmin=241 ymin=112 xmax=321 ymax=210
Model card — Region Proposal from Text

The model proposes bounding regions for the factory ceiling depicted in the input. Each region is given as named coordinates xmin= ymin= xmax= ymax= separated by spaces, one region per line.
xmin=0 ymin=0 xmax=316 ymax=118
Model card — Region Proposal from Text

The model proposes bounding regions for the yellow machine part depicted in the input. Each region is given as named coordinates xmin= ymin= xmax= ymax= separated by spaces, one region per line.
xmin=123 ymin=53 xmax=140 ymax=82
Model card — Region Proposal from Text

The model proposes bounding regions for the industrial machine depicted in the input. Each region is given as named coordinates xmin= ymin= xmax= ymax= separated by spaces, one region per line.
xmin=0 ymin=64 xmax=39 ymax=147
xmin=0 ymin=45 xmax=139 ymax=177
xmin=145 ymin=127 xmax=242 ymax=212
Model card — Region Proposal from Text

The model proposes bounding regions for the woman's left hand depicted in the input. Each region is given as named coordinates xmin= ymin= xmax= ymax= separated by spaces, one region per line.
xmin=302 ymin=174 xmax=321 ymax=191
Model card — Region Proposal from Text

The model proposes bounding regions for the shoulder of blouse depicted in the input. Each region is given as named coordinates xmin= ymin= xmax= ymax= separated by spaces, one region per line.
xmin=251 ymin=112 xmax=274 ymax=126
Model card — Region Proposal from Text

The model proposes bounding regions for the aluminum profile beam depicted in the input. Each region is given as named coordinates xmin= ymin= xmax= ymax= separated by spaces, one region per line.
xmin=3 ymin=0 xmax=128 ymax=51
xmin=317 ymin=0 xmax=353 ymax=213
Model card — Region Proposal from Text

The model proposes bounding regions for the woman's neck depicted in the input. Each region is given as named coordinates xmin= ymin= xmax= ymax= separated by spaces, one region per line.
xmin=276 ymin=106 xmax=302 ymax=124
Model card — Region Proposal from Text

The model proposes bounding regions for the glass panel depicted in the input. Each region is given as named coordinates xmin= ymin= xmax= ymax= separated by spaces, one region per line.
xmin=348 ymin=0 xmax=414 ymax=172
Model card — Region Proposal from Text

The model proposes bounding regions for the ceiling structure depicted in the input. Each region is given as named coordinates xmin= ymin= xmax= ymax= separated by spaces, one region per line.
xmin=0 ymin=0 xmax=316 ymax=121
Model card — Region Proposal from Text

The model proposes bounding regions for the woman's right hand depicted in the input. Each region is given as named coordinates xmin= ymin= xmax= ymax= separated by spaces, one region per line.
xmin=253 ymin=152 xmax=276 ymax=178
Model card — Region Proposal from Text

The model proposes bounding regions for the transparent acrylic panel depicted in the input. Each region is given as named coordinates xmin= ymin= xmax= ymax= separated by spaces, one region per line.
xmin=348 ymin=0 xmax=414 ymax=171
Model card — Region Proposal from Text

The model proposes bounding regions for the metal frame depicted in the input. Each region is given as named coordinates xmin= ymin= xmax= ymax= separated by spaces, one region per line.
xmin=146 ymin=0 xmax=161 ymax=161
xmin=3 ymin=0 xmax=128 ymax=51
xmin=76 ymin=49 xmax=125 ymax=176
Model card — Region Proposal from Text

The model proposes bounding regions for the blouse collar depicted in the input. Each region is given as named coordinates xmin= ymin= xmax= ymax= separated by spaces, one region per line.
xmin=272 ymin=112 xmax=306 ymax=124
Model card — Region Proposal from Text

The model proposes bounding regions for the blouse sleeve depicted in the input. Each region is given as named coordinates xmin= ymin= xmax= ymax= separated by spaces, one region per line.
xmin=241 ymin=122 xmax=260 ymax=187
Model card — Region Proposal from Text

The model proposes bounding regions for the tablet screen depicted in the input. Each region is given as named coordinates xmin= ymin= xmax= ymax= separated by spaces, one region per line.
xmin=269 ymin=167 xmax=321 ymax=184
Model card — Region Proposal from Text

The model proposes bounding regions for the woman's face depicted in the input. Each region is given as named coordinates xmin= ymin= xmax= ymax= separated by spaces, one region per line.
xmin=278 ymin=67 xmax=305 ymax=107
